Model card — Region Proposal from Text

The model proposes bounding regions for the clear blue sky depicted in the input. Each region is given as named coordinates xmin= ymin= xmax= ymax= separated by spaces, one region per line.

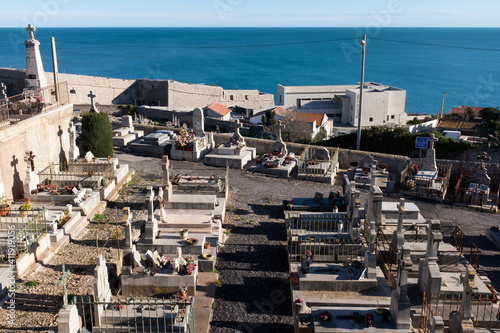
xmin=2 ymin=0 xmax=499 ymax=28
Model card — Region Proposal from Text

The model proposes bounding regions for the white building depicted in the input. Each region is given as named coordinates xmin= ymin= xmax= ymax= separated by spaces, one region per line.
xmin=277 ymin=82 xmax=407 ymax=127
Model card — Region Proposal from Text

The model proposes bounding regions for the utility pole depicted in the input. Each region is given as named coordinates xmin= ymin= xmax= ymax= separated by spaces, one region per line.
xmin=50 ymin=37 xmax=59 ymax=102
xmin=356 ymin=34 xmax=366 ymax=151
xmin=439 ymin=92 xmax=448 ymax=119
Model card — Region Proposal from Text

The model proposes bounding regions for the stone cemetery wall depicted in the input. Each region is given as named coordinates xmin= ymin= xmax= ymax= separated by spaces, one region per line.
xmin=0 ymin=103 xmax=74 ymax=199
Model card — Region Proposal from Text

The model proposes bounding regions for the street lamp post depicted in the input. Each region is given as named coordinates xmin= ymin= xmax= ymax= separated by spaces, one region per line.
xmin=356 ymin=34 xmax=367 ymax=151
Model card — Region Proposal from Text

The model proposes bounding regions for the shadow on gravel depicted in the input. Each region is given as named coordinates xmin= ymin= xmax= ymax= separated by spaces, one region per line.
xmin=219 ymin=246 xmax=289 ymax=272
xmin=210 ymin=321 xmax=293 ymax=332
xmin=248 ymin=204 xmax=283 ymax=218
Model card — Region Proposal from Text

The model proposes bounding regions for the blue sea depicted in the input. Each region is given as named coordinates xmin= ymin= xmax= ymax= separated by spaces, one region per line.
xmin=1 ymin=27 xmax=500 ymax=114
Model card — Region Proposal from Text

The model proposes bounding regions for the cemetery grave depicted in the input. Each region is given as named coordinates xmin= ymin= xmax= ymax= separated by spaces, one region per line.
xmin=129 ymin=129 xmax=176 ymax=157
xmin=296 ymin=146 xmax=340 ymax=185
xmin=170 ymin=108 xmax=214 ymax=162
xmin=112 ymin=115 xmax=145 ymax=148
xmin=350 ymin=154 xmax=389 ymax=191
xmin=204 ymin=119 xmax=256 ymax=169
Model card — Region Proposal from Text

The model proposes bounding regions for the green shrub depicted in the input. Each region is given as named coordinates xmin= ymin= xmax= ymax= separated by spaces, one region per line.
xmin=81 ymin=112 xmax=113 ymax=158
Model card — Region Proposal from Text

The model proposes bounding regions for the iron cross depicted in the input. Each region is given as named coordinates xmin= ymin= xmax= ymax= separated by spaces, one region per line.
xmin=58 ymin=263 xmax=70 ymax=309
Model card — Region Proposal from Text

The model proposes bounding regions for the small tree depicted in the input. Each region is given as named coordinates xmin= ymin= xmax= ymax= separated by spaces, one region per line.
xmin=81 ymin=112 xmax=113 ymax=158
xmin=261 ymin=110 xmax=276 ymax=127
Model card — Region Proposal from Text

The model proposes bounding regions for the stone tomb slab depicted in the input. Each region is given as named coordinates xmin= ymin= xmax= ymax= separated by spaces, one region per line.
xmin=298 ymin=263 xmax=377 ymax=292
xmin=121 ymin=265 xmax=198 ymax=296
xmin=136 ymin=233 xmax=206 ymax=256
xmin=204 ymin=147 xmax=256 ymax=169
xmin=129 ymin=130 xmax=175 ymax=157
xmin=382 ymin=201 xmax=421 ymax=220
xmin=440 ymin=272 xmax=492 ymax=295
xmin=249 ymin=158 xmax=297 ymax=177
xmin=311 ymin=306 xmax=400 ymax=332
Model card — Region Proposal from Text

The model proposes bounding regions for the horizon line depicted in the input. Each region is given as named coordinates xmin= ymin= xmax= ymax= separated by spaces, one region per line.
xmin=1 ymin=26 xmax=500 ymax=29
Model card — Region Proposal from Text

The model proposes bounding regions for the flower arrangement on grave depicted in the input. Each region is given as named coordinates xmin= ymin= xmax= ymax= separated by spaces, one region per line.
xmin=490 ymin=226 xmax=499 ymax=232
xmin=0 ymin=195 xmax=11 ymax=207
xmin=37 ymin=183 xmax=45 ymax=192
xmin=410 ymin=163 xmax=419 ymax=175
xmin=319 ymin=310 xmax=332 ymax=322
xmin=25 ymin=196 xmax=31 ymax=204
xmin=295 ymin=298 xmax=303 ymax=304
xmin=285 ymin=199 xmax=294 ymax=209
xmin=179 ymin=229 xmax=188 ymax=240
xmin=488 ymin=285 xmax=498 ymax=303
xmin=64 ymin=185 xmax=76 ymax=194
xmin=158 ymin=256 xmax=170 ymax=268
xmin=186 ymin=238 xmax=198 ymax=246
xmin=179 ymin=286 xmax=188 ymax=298
xmin=365 ymin=312 xmax=375 ymax=327
xmin=436 ymin=176 xmax=444 ymax=182
xmin=406 ymin=179 xmax=416 ymax=191
xmin=56 ymin=209 xmax=72 ymax=229
xmin=305 ymin=250 xmax=312 ymax=259
xmin=175 ymin=129 xmax=195 ymax=150
xmin=31 ymin=189 xmax=38 ymax=195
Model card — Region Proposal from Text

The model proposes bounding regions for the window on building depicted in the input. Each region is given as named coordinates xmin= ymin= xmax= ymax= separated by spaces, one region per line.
xmin=230 ymin=95 xmax=234 ymax=101
xmin=387 ymin=116 xmax=389 ymax=121
xmin=70 ymin=89 xmax=76 ymax=94
xmin=350 ymin=105 xmax=353 ymax=110
xmin=369 ymin=117 xmax=373 ymax=122
xmin=245 ymin=95 xmax=249 ymax=100
xmin=391 ymin=115 xmax=395 ymax=119
xmin=28 ymin=74 xmax=36 ymax=79
xmin=279 ymin=95 xmax=282 ymax=104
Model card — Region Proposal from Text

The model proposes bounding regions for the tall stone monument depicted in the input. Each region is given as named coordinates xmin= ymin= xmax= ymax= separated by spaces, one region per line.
xmin=390 ymin=246 xmax=413 ymax=329
xmin=24 ymin=24 xmax=47 ymax=89
xmin=192 ymin=107 xmax=205 ymax=137
xmin=392 ymin=198 xmax=406 ymax=251
xmin=272 ymin=121 xmax=287 ymax=155
xmin=88 ymin=91 xmax=99 ymax=113
xmin=68 ymin=121 xmax=80 ymax=162
xmin=418 ymin=220 xmax=443 ymax=295
xmin=144 ymin=186 xmax=158 ymax=243
xmin=449 ymin=269 xmax=478 ymax=333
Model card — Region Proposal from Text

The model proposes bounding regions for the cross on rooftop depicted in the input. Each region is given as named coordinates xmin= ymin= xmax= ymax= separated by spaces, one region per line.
xmin=58 ymin=263 xmax=70 ymax=309
xmin=25 ymin=24 xmax=36 ymax=41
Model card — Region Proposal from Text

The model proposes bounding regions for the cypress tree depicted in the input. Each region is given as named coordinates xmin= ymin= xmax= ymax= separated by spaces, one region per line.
xmin=81 ymin=112 xmax=113 ymax=158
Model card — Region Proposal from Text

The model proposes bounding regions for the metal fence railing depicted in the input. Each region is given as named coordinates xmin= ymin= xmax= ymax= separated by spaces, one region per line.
xmin=0 ymin=208 xmax=48 ymax=256
xmin=38 ymin=162 xmax=114 ymax=188
xmin=420 ymin=292 xmax=500 ymax=331
xmin=0 ymin=82 xmax=69 ymax=129
xmin=73 ymin=296 xmax=195 ymax=333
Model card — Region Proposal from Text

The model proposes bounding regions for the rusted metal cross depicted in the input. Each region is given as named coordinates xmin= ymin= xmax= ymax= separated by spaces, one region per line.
xmin=58 ymin=263 xmax=70 ymax=309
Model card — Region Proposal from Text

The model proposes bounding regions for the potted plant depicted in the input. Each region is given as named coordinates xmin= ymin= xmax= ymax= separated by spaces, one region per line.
xmin=319 ymin=310 xmax=332 ymax=322
xmin=179 ymin=229 xmax=188 ymax=240
xmin=19 ymin=203 xmax=32 ymax=217
xmin=25 ymin=196 xmax=31 ymax=204
xmin=204 ymin=241 xmax=210 ymax=249
xmin=186 ymin=238 xmax=198 ymax=246
xmin=179 ymin=286 xmax=188 ymax=299
xmin=0 ymin=195 xmax=11 ymax=217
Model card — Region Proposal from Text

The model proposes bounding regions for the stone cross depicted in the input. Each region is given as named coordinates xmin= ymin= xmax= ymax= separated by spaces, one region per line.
xmin=25 ymin=24 xmax=36 ymax=41
xmin=24 ymin=150 xmax=36 ymax=172
xmin=392 ymin=198 xmax=406 ymax=251
xmin=146 ymin=186 xmax=155 ymax=222
xmin=426 ymin=220 xmax=443 ymax=261
xmin=124 ymin=212 xmax=132 ymax=249
xmin=157 ymin=188 xmax=166 ymax=222
xmin=162 ymin=155 xmax=172 ymax=201
xmin=369 ymin=221 xmax=377 ymax=253
xmin=58 ymin=263 xmax=70 ymax=309
xmin=396 ymin=247 xmax=412 ymax=297
xmin=370 ymin=167 xmax=377 ymax=186
xmin=460 ymin=269 xmax=478 ymax=320
xmin=68 ymin=121 xmax=76 ymax=148
xmin=88 ymin=91 xmax=99 ymax=112
xmin=0 ymin=83 xmax=6 ymax=100
xmin=231 ymin=119 xmax=245 ymax=144
xmin=428 ymin=134 xmax=438 ymax=150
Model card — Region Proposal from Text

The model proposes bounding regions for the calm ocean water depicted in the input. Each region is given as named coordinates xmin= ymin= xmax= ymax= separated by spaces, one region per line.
xmin=1 ymin=27 xmax=499 ymax=114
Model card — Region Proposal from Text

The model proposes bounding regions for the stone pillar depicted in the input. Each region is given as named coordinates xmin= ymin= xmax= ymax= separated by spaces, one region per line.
xmin=429 ymin=316 xmax=445 ymax=333
xmin=418 ymin=220 xmax=443 ymax=295
xmin=450 ymin=269 xmax=478 ymax=333
xmin=93 ymin=254 xmax=111 ymax=327
xmin=144 ymin=186 xmax=158 ymax=243
xmin=421 ymin=134 xmax=438 ymax=173
xmin=193 ymin=107 xmax=205 ymax=137
xmin=390 ymin=246 xmax=413 ymax=329
xmin=349 ymin=190 xmax=361 ymax=241
xmin=68 ymin=121 xmax=80 ymax=162
xmin=24 ymin=24 xmax=47 ymax=89
xmin=57 ymin=304 xmax=81 ymax=333
xmin=157 ymin=187 xmax=167 ymax=222
xmin=162 ymin=156 xmax=172 ymax=201
xmin=392 ymin=198 xmax=406 ymax=251
xmin=364 ymin=221 xmax=377 ymax=279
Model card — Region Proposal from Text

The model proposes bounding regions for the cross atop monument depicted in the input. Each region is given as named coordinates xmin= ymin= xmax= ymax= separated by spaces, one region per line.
xmin=25 ymin=24 xmax=36 ymax=41
xmin=88 ymin=91 xmax=99 ymax=112
xmin=428 ymin=134 xmax=438 ymax=150
xmin=58 ymin=263 xmax=70 ymax=309
xmin=24 ymin=150 xmax=36 ymax=172
xmin=477 ymin=151 xmax=491 ymax=170
xmin=276 ymin=120 xmax=285 ymax=142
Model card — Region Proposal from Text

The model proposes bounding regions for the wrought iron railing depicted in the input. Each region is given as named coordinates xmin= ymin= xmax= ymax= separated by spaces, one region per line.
xmin=72 ymin=296 xmax=195 ymax=333
xmin=38 ymin=162 xmax=114 ymax=188
xmin=0 ymin=82 xmax=69 ymax=129
xmin=3 ymin=208 xmax=47 ymax=255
